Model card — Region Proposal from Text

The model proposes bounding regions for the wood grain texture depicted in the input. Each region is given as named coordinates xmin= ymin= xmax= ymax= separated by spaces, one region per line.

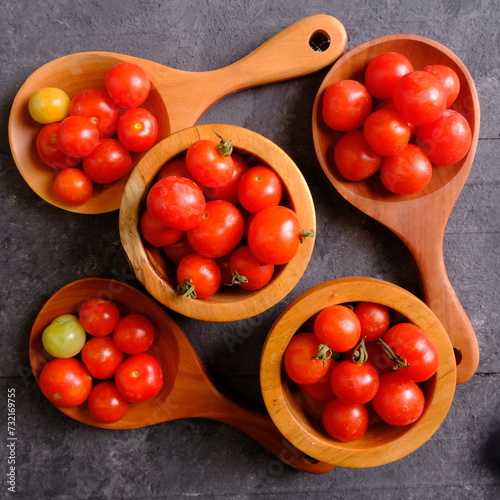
xmin=312 ymin=34 xmax=480 ymax=385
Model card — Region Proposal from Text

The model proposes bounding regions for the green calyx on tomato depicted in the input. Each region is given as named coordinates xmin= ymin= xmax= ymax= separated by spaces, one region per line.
xmin=42 ymin=314 xmax=86 ymax=358
xmin=226 ymin=270 xmax=249 ymax=286
xmin=214 ymin=132 xmax=233 ymax=157
xmin=312 ymin=343 xmax=333 ymax=365
xmin=177 ymin=278 xmax=197 ymax=299
xmin=299 ymin=229 xmax=315 ymax=243
xmin=351 ymin=337 xmax=369 ymax=365
xmin=379 ymin=338 xmax=409 ymax=369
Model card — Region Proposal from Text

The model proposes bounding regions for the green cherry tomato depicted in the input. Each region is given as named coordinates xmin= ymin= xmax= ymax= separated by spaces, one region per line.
xmin=41 ymin=314 xmax=87 ymax=358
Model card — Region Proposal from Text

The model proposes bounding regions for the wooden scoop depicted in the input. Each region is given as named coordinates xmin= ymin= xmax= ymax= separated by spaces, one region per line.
xmin=29 ymin=278 xmax=334 ymax=474
xmin=312 ymin=34 xmax=480 ymax=384
xmin=8 ymin=14 xmax=347 ymax=214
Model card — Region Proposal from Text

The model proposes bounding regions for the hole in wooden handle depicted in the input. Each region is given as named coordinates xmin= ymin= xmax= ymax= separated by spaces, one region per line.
xmin=309 ymin=30 xmax=331 ymax=52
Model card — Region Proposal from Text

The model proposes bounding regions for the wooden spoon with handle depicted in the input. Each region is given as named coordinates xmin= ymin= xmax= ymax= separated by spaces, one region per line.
xmin=30 ymin=278 xmax=334 ymax=474
xmin=312 ymin=34 xmax=480 ymax=384
xmin=9 ymin=14 xmax=347 ymax=214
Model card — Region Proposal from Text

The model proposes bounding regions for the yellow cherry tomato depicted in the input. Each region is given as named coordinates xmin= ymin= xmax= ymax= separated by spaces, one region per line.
xmin=28 ymin=87 xmax=70 ymax=124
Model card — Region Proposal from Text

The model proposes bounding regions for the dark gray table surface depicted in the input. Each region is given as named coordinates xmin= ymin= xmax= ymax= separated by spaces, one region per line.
xmin=1 ymin=0 xmax=499 ymax=498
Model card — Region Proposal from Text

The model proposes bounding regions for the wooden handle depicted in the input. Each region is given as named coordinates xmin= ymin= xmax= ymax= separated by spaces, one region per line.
xmin=177 ymin=389 xmax=334 ymax=474
xmin=163 ymin=360 xmax=333 ymax=474
xmin=409 ymin=237 xmax=479 ymax=385
xmin=165 ymin=15 xmax=347 ymax=132
xmin=209 ymin=14 xmax=347 ymax=93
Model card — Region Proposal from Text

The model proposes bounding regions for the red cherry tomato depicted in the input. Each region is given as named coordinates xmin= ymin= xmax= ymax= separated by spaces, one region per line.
xmin=415 ymin=109 xmax=472 ymax=166
xmin=363 ymin=109 xmax=411 ymax=156
xmin=364 ymin=51 xmax=414 ymax=99
xmin=322 ymin=398 xmax=369 ymax=442
xmin=163 ymin=235 xmax=195 ymax=265
xmin=284 ymin=332 xmax=332 ymax=385
xmin=81 ymin=336 xmax=124 ymax=379
xmin=147 ymin=176 xmax=206 ymax=230
xmin=113 ymin=313 xmax=156 ymax=355
xmin=297 ymin=361 xmax=336 ymax=401
xmin=39 ymin=358 xmax=92 ymax=407
xmin=215 ymin=253 xmax=233 ymax=286
xmin=313 ymin=304 xmax=361 ymax=353
xmin=117 ymin=107 xmax=158 ymax=152
xmin=78 ymin=297 xmax=120 ymax=337
xmin=330 ymin=359 xmax=380 ymax=405
xmin=333 ymin=130 xmax=382 ymax=181
xmin=237 ymin=165 xmax=283 ymax=213
xmin=354 ymin=301 xmax=391 ymax=342
xmin=53 ymin=168 xmax=93 ymax=205
xmin=393 ymin=70 xmax=447 ymax=125
xmin=322 ymin=80 xmax=373 ymax=132
xmin=374 ymin=98 xmax=416 ymax=138
xmin=82 ymin=137 xmax=132 ymax=184
xmin=187 ymin=200 xmax=244 ymax=258
xmin=382 ymin=322 xmax=439 ymax=382
xmin=88 ymin=381 xmax=129 ymax=423
xmin=176 ymin=253 xmax=221 ymax=299
xmin=380 ymin=143 xmax=433 ymax=195
xmin=104 ymin=62 xmax=151 ymax=109
xmin=247 ymin=206 xmax=305 ymax=265
xmin=114 ymin=353 xmax=163 ymax=404
xmin=204 ymin=153 xmax=249 ymax=203
xmin=69 ymin=87 xmax=122 ymax=137
xmin=36 ymin=122 xmax=81 ymax=170
xmin=55 ymin=115 xmax=100 ymax=157
xmin=157 ymin=156 xmax=204 ymax=189
xmin=186 ymin=137 xmax=235 ymax=188
xmin=372 ymin=371 xmax=425 ymax=426
xmin=140 ymin=209 xmax=184 ymax=247
xmin=422 ymin=64 xmax=460 ymax=107
xmin=228 ymin=245 xmax=274 ymax=291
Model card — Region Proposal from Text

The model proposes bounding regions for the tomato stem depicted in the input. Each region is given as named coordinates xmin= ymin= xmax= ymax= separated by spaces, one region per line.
xmin=351 ymin=336 xmax=369 ymax=364
xmin=312 ymin=343 xmax=333 ymax=365
xmin=177 ymin=278 xmax=198 ymax=299
xmin=299 ymin=229 xmax=315 ymax=243
xmin=214 ymin=132 xmax=233 ymax=157
xmin=224 ymin=270 xmax=249 ymax=286
xmin=379 ymin=339 xmax=410 ymax=369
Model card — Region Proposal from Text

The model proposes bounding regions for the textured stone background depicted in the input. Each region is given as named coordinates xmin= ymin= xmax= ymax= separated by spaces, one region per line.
xmin=0 ymin=0 xmax=499 ymax=498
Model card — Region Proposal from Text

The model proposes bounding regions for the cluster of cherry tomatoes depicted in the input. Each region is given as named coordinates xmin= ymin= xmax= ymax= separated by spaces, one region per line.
xmin=140 ymin=133 xmax=314 ymax=298
xmin=39 ymin=297 xmax=163 ymax=424
xmin=29 ymin=62 xmax=158 ymax=205
xmin=322 ymin=51 xmax=472 ymax=194
xmin=284 ymin=301 xmax=439 ymax=442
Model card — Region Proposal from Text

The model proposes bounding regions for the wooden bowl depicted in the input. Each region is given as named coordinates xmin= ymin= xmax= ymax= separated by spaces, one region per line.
xmin=29 ymin=277 xmax=179 ymax=429
xmin=260 ymin=277 xmax=457 ymax=468
xmin=119 ymin=124 xmax=316 ymax=322
xmin=8 ymin=53 xmax=169 ymax=214
xmin=312 ymin=34 xmax=479 ymax=201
